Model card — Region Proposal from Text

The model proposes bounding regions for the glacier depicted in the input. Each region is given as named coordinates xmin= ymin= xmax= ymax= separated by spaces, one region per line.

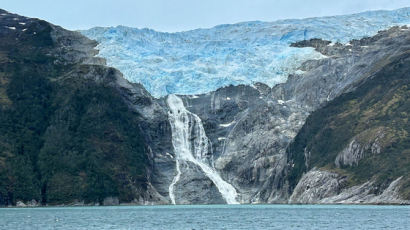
xmin=81 ymin=8 xmax=410 ymax=97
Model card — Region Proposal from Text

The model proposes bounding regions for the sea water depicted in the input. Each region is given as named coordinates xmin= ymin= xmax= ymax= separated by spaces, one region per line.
xmin=0 ymin=205 xmax=409 ymax=229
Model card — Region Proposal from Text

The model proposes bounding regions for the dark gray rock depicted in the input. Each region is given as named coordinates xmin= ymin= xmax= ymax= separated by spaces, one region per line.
xmin=171 ymin=161 xmax=225 ymax=204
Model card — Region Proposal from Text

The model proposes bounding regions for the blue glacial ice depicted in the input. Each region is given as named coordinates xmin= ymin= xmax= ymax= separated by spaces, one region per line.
xmin=81 ymin=8 xmax=410 ymax=97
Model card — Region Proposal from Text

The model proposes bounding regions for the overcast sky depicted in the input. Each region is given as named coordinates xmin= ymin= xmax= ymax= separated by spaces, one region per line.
xmin=2 ymin=0 xmax=410 ymax=32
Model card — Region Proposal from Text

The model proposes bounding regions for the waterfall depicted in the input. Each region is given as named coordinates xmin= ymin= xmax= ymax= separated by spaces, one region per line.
xmin=168 ymin=159 xmax=181 ymax=205
xmin=167 ymin=94 xmax=239 ymax=204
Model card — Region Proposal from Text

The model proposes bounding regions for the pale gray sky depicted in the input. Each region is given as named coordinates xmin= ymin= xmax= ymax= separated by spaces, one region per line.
xmin=2 ymin=0 xmax=410 ymax=32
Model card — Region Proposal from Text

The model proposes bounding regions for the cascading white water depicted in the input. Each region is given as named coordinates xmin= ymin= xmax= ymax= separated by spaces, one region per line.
xmin=168 ymin=159 xmax=181 ymax=205
xmin=167 ymin=94 xmax=239 ymax=204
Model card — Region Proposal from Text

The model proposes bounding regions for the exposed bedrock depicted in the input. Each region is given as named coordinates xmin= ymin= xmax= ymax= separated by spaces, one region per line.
xmin=289 ymin=169 xmax=409 ymax=204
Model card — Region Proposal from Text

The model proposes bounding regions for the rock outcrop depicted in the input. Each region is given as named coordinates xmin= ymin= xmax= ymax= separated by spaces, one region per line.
xmin=334 ymin=128 xmax=389 ymax=167
xmin=290 ymin=169 xmax=409 ymax=204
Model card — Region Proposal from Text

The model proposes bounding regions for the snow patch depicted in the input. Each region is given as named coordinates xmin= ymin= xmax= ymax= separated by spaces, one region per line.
xmin=295 ymin=70 xmax=305 ymax=75
xmin=220 ymin=121 xmax=235 ymax=127
xmin=5 ymin=26 xmax=16 ymax=30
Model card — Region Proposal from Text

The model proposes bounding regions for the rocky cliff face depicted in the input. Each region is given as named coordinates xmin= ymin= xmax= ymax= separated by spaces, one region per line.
xmin=289 ymin=170 xmax=408 ymax=204
xmin=176 ymin=86 xmax=298 ymax=203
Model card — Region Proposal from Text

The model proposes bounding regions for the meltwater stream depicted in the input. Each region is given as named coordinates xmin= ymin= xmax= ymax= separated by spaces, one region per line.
xmin=166 ymin=94 xmax=239 ymax=204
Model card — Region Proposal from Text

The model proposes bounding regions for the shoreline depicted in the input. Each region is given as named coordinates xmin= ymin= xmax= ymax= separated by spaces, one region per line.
xmin=1 ymin=202 xmax=409 ymax=208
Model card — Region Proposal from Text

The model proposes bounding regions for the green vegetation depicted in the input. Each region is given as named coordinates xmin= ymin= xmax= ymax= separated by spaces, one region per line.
xmin=0 ymin=19 xmax=148 ymax=205
xmin=287 ymin=52 xmax=410 ymax=199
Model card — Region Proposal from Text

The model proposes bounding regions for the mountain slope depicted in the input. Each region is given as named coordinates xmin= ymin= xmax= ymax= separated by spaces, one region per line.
xmin=286 ymin=45 xmax=410 ymax=204
xmin=0 ymin=9 xmax=165 ymax=206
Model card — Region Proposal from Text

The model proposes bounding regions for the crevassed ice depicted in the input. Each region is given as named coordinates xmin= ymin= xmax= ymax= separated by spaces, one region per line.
xmin=81 ymin=8 xmax=410 ymax=97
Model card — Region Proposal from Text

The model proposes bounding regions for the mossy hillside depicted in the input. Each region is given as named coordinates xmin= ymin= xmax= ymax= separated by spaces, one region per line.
xmin=0 ymin=17 xmax=148 ymax=205
xmin=287 ymin=52 xmax=410 ymax=198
